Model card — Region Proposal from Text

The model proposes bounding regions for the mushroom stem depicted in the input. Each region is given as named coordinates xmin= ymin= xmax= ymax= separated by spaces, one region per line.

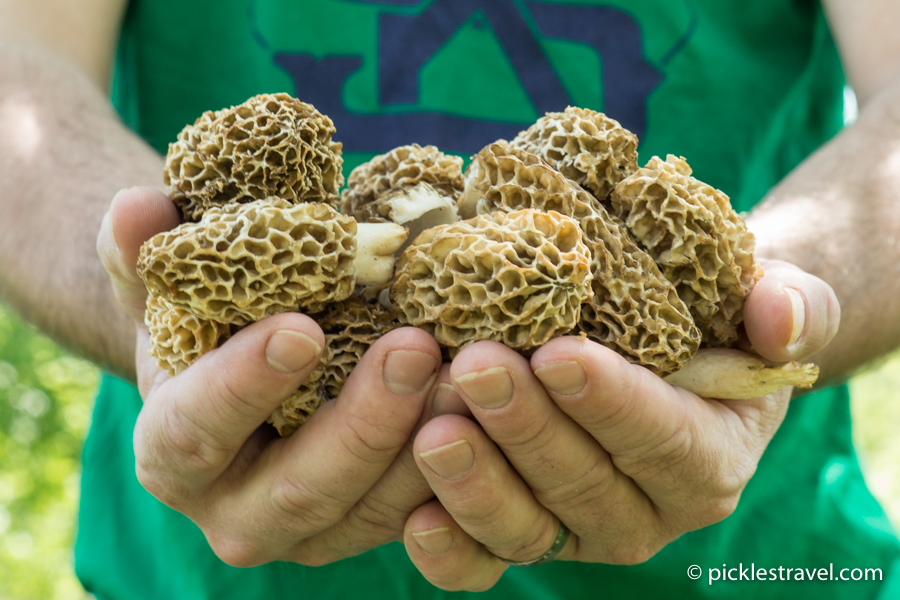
xmin=386 ymin=183 xmax=458 ymax=252
xmin=355 ymin=222 xmax=408 ymax=286
xmin=663 ymin=348 xmax=819 ymax=399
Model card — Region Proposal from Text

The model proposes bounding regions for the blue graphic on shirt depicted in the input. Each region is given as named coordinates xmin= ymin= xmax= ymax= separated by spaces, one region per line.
xmin=268 ymin=0 xmax=675 ymax=153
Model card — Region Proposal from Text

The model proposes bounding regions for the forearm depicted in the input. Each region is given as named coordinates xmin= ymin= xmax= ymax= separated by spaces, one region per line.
xmin=747 ymin=75 xmax=900 ymax=384
xmin=0 ymin=42 xmax=163 ymax=381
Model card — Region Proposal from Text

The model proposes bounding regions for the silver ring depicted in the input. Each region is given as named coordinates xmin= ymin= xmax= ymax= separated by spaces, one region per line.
xmin=497 ymin=522 xmax=571 ymax=567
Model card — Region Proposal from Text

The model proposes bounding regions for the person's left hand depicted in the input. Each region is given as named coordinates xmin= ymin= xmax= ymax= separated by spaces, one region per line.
xmin=401 ymin=261 xmax=840 ymax=591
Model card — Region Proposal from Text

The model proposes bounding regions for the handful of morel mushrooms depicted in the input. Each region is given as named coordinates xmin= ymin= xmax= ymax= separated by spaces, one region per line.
xmin=137 ymin=93 xmax=818 ymax=436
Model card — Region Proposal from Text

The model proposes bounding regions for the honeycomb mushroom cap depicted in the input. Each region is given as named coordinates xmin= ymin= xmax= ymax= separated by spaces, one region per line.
xmin=460 ymin=141 xmax=604 ymax=221
xmin=392 ymin=209 xmax=593 ymax=350
xmin=341 ymin=144 xmax=464 ymax=223
xmin=268 ymin=297 xmax=398 ymax=436
xmin=145 ymin=294 xmax=232 ymax=376
xmin=508 ymin=106 xmax=638 ymax=200
xmin=579 ymin=212 xmax=701 ymax=375
xmin=137 ymin=198 xmax=357 ymax=325
xmin=610 ymin=155 xmax=762 ymax=346
xmin=164 ymin=93 xmax=344 ymax=220
xmin=460 ymin=142 xmax=699 ymax=373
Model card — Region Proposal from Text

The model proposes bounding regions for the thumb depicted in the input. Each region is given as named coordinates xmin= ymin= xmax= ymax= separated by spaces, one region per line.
xmin=742 ymin=259 xmax=840 ymax=362
xmin=97 ymin=186 xmax=180 ymax=323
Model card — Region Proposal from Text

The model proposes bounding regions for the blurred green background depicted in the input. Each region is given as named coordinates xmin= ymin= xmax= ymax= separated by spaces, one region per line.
xmin=0 ymin=302 xmax=898 ymax=600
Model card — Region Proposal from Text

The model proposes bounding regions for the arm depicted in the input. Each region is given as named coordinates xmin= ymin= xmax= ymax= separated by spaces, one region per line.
xmin=748 ymin=0 xmax=900 ymax=382
xmin=3 ymin=1 xmax=445 ymax=570
xmin=0 ymin=0 xmax=160 ymax=380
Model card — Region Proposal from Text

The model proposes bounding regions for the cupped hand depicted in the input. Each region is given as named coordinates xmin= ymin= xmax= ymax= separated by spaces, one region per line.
xmin=403 ymin=260 xmax=840 ymax=591
xmin=97 ymin=187 xmax=441 ymax=567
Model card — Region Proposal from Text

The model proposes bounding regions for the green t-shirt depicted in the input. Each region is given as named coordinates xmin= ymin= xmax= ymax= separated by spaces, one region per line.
xmin=77 ymin=1 xmax=900 ymax=598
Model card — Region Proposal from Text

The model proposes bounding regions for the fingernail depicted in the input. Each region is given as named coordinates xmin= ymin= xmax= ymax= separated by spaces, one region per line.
xmin=785 ymin=287 xmax=806 ymax=349
xmin=431 ymin=383 xmax=469 ymax=416
xmin=534 ymin=361 xmax=587 ymax=395
xmin=454 ymin=366 xmax=513 ymax=408
xmin=419 ymin=440 xmax=475 ymax=479
xmin=412 ymin=527 xmax=453 ymax=555
xmin=383 ymin=351 xmax=437 ymax=395
xmin=266 ymin=330 xmax=321 ymax=373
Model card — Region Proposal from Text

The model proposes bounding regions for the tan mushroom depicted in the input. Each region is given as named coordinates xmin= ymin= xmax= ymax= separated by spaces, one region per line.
xmin=462 ymin=141 xmax=700 ymax=374
xmin=144 ymin=294 xmax=231 ymax=376
xmin=341 ymin=143 xmax=464 ymax=223
xmin=508 ymin=106 xmax=638 ymax=200
xmin=137 ymin=198 xmax=406 ymax=324
xmin=392 ymin=209 xmax=593 ymax=351
xmin=664 ymin=348 xmax=819 ymax=399
xmin=164 ymin=93 xmax=344 ymax=221
xmin=610 ymin=155 xmax=762 ymax=346
xmin=268 ymin=297 xmax=398 ymax=436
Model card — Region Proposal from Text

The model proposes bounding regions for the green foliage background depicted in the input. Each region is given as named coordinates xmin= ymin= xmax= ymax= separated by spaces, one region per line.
xmin=0 ymin=302 xmax=898 ymax=599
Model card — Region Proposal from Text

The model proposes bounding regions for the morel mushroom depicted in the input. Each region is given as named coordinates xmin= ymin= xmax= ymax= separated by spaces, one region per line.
xmin=508 ymin=106 xmax=639 ymax=200
xmin=462 ymin=141 xmax=701 ymax=375
xmin=164 ymin=93 xmax=344 ymax=221
xmin=341 ymin=143 xmax=464 ymax=223
xmin=137 ymin=198 xmax=406 ymax=324
xmin=610 ymin=155 xmax=762 ymax=346
xmin=392 ymin=209 xmax=593 ymax=351
xmin=269 ymin=297 xmax=398 ymax=436
xmin=145 ymin=294 xmax=231 ymax=377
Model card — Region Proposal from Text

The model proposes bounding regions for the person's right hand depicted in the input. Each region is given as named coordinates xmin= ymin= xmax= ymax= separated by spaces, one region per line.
xmin=96 ymin=187 xmax=442 ymax=566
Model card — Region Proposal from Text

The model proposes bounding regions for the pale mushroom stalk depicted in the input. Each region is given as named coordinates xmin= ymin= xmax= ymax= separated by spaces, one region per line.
xmin=663 ymin=348 xmax=819 ymax=399
xmin=355 ymin=222 xmax=408 ymax=286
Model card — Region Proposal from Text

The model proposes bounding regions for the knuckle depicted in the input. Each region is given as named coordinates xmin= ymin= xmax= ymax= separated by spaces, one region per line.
xmin=269 ymin=476 xmax=344 ymax=532
xmin=133 ymin=461 xmax=184 ymax=509
xmin=206 ymin=532 xmax=268 ymax=568
xmin=337 ymin=412 xmax=404 ymax=465
xmin=160 ymin=400 xmax=231 ymax=472
xmin=291 ymin=546 xmax=336 ymax=567
xmin=534 ymin=452 xmax=616 ymax=512
xmin=216 ymin=368 xmax=267 ymax=421
xmin=496 ymin=513 xmax=558 ymax=563
xmin=608 ymin=538 xmax=664 ymax=565
xmin=701 ymin=494 xmax=741 ymax=526
xmin=503 ymin=412 xmax=559 ymax=458
xmin=347 ymin=495 xmax=406 ymax=541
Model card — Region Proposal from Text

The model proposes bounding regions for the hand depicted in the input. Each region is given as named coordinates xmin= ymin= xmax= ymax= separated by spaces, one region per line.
xmin=402 ymin=260 xmax=840 ymax=591
xmin=96 ymin=187 xmax=441 ymax=566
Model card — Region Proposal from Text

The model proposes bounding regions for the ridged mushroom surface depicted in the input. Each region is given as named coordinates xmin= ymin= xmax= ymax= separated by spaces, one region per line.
xmin=610 ymin=155 xmax=761 ymax=345
xmin=460 ymin=141 xmax=604 ymax=221
xmin=269 ymin=297 xmax=398 ymax=436
xmin=342 ymin=144 xmax=464 ymax=223
xmin=392 ymin=209 xmax=593 ymax=350
xmin=164 ymin=93 xmax=343 ymax=220
xmin=579 ymin=213 xmax=701 ymax=375
xmin=462 ymin=142 xmax=699 ymax=374
xmin=509 ymin=106 xmax=638 ymax=200
xmin=145 ymin=294 xmax=232 ymax=377
xmin=138 ymin=199 xmax=357 ymax=325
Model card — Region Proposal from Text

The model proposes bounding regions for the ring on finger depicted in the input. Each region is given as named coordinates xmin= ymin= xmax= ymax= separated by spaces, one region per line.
xmin=494 ymin=521 xmax=570 ymax=567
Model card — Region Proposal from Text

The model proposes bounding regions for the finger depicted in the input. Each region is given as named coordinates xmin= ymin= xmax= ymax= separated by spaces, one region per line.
xmin=290 ymin=365 xmax=454 ymax=564
xmin=205 ymin=327 xmax=441 ymax=565
xmin=134 ymin=312 xmax=325 ymax=500
xmin=531 ymin=336 xmax=786 ymax=528
xmin=404 ymin=500 xmax=506 ymax=592
xmin=743 ymin=259 xmax=840 ymax=362
xmin=96 ymin=187 xmax=180 ymax=323
xmin=448 ymin=342 xmax=646 ymax=534
xmin=413 ymin=414 xmax=576 ymax=565
xmin=448 ymin=342 xmax=668 ymax=562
